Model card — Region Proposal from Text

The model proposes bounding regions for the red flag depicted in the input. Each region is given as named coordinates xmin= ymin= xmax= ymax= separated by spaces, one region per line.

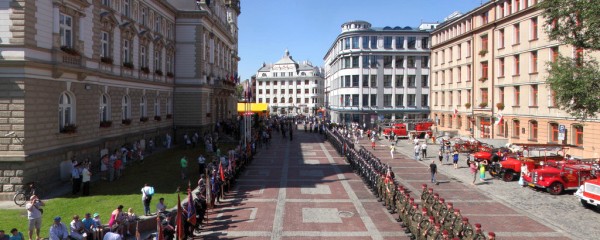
xmin=187 ymin=185 xmax=197 ymax=225
xmin=156 ymin=215 xmax=164 ymax=240
xmin=176 ymin=194 xmax=184 ymax=240
xmin=453 ymin=108 xmax=458 ymax=118
xmin=219 ymin=162 xmax=225 ymax=181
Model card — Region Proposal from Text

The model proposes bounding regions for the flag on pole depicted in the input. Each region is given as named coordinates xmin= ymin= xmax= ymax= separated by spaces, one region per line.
xmin=186 ymin=184 xmax=197 ymax=225
xmin=494 ymin=113 xmax=504 ymax=125
xmin=135 ymin=221 xmax=141 ymax=240
xmin=156 ymin=215 xmax=164 ymax=240
xmin=453 ymin=108 xmax=458 ymax=118
xmin=219 ymin=162 xmax=225 ymax=181
xmin=175 ymin=194 xmax=184 ymax=240
xmin=205 ymin=173 xmax=212 ymax=209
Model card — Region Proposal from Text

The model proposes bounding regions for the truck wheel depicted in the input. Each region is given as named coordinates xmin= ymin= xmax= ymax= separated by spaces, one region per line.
xmin=548 ymin=182 xmax=564 ymax=195
xmin=581 ymin=199 xmax=592 ymax=209
xmin=502 ymin=171 xmax=514 ymax=182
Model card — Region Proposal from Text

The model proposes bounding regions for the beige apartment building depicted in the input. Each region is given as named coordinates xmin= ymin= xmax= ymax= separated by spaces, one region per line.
xmin=430 ymin=0 xmax=600 ymax=158
xmin=0 ymin=0 xmax=239 ymax=199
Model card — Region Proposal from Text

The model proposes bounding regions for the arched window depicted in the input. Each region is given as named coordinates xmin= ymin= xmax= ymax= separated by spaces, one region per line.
xmin=288 ymin=97 xmax=293 ymax=103
xmin=100 ymin=94 xmax=111 ymax=122
xmin=440 ymin=114 xmax=445 ymax=127
xmin=166 ymin=97 xmax=172 ymax=115
xmin=140 ymin=96 xmax=147 ymax=117
xmin=261 ymin=73 xmax=267 ymax=77
xmin=281 ymin=97 xmax=285 ymax=103
xmin=273 ymin=98 xmax=278 ymax=103
xmin=301 ymin=72 xmax=306 ymax=76
xmin=512 ymin=119 xmax=520 ymax=137
xmin=573 ymin=124 xmax=583 ymax=146
xmin=154 ymin=98 xmax=161 ymax=117
xmin=529 ymin=120 xmax=538 ymax=140
xmin=58 ymin=92 xmax=75 ymax=129
xmin=122 ymin=95 xmax=131 ymax=120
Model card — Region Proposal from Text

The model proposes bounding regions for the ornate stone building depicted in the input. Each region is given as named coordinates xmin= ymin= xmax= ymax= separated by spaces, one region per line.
xmin=323 ymin=20 xmax=437 ymax=126
xmin=0 ymin=0 xmax=239 ymax=199
xmin=430 ymin=0 xmax=600 ymax=158
xmin=254 ymin=50 xmax=324 ymax=116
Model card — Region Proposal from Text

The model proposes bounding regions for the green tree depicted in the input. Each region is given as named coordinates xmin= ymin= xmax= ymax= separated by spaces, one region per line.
xmin=235 ymin=83 xmax=244 ymax=100
xmin=539 ymin=0 xmax=600 ymax=119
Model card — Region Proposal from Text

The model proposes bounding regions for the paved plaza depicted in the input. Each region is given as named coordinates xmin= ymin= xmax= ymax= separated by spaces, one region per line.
xmin=200 ymin=129 xmax=598 ymax=239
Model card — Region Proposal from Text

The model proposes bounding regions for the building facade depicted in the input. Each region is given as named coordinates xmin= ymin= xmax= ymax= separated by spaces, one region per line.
xmin=254 ymin=50 xmax=324 ymax=116
xmin=0 ymin=0 xmax=239 ymax=199
xmin=430 ymin=0 xmax=599 ymax=158
xmin=323 ymin=20 xmax=437 ymax=126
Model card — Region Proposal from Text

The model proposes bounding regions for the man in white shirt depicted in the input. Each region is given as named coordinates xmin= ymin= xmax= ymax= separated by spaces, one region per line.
xmin=141 ymin=184 xmax=153 ymax=216
xmin=414 ymin=144 xmax=421 ymax=161
xmin=69 ymin=215 xmax=85 ymax=240
xmin=26 ymin=195 xmax=44 ymax=240
xmin=421 ymin=142 xmax=428 ymax=159
xmin=156 ymin=198 xmax=167 ymax=214
xmin=198 ymin=154 xmax=206 ymax=175
xmin=413 ymin=136 xmax=419 ymax=145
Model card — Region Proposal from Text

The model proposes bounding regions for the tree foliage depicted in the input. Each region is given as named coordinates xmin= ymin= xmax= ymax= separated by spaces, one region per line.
xmin=546 ymin=55 xmax=600 ymax=119
xmin=235 ymin=84 xmax=244 ymax=100
xmin=539 ymin=0 xmax=600 ymax=119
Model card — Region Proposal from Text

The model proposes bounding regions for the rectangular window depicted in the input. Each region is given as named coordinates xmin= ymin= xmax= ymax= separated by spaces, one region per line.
xmin=351 ymin=56 xmax=359 ymax=68
xmin=499 ymin=58 xmax=505 ymax=77
xmin=352 ymin=75 xmax=359 ymax=87
xmin=407 ymin=94 xmax=416 ymax=106
xmin=407 ymin=56 xmax=415 ymax=68
xmin=101 ymin=32 xmax=110 ymax=57
xmin=467 ymin=64 xmax=472 ymax=81
xmin=515 ymin=0 xmax=521 ymax=11
xmin=421 ymin=75 xmax=429 ymax=87
xmin=466 ymin=41 xmax=471 ymax=57
xmin=362 ymin=36 xmax=369 ymax=49
xmin=407 ymin=37 xmax=416 ymax=49
xmin=141 ymin=8 xmax=147 ymax=26
xmin=550 ymin=123 xmax=559 ymax=142
xmin=383 ymin=94 xmax=392 ymax=107
xmin=457 ymin=44 xmax=462 ymax=59
xmin=499 ymin=87 xmax=505 ymax=105
xmin=514 ymin=55 xmax=520 ymax=75
xmin=352 ymin=94 xmax=359 ymax=106
xmin=481 ymin=88 xmax=489 ymax=103
xmin=395 ymin=94 xmax=404 ymax=107
xmin=513 ymin=121 xmax=520 ymax=138
xmin=531 ymin=85 xmax=538 ymax=106
xmin=343 ymin=38 xmax=350 ymax=50
xmin=434 ymin=92 xmax=438 ymax=106
xmin=154 ymin=50 xmax=161 ymax=70
xmin=362 ymin=75 xmax=369 ymax=87
xmin=467 ymin=89 xmax=471 ymax=104
xmin=395 ymin=56 xmax=404 ymax=68
xmin=370 ymin=36 xmax=377 ymax=49
xmin=508 ymin=1 xmax=512 ymax=14
xmin=499 ymin=29 xmax=505 ymax=48
xmin=59 ymin=13 xmax=73 ymax=47
xmin=531 ymin=17 xmax=538 ymax=40
xmin=140 ymin=46 xmax=147 ymax=67
xmin=499 ymin=3 xmax=505 ymax=18
xmin=383 ymin=56 xmax=393 ymax=68
xmin=123 ymin=39 xmax=130 ymax=63
xmin=449 ymin=91 xmax=453 ymax=106
xmin=408 ymin=75 xmax=416 ymax=87
xmin=362 ymin=94 xmax=369 ymax=107
xmin=421 ymin=56 xmax=429 ymax=68
xmin=514 ymin=86 xmax=521 ymax=105
xmin=395 ymin=75 xmax=404 ymax=87
xmin=531 ymin=51 xmax=538 ymax=73
xmin=383 ymin=75 xmax=392 ymax=88
xmin=530 ymin=121 xmax=538 ymax=140
xmin=370 ymin=94 xmax=377 ymax=107
xmin=396 ymin=37 xmax=404 ymax=49
xmin=421 ymin=94 xmax=428 ymax=106
xmin=370 ymin=75 xmax=377 ymax=87
xmin=457 ymin=67 xmax=461 ymax=82
xmin=362 ymin=55 xmax=370 ymax=68
xmin=296 ymin=89 xmax=301 ymax=94
xmin=421 ymin=37 xmax=429 ymax=49
xmin=574 ymin=125 xmax=583 ymax=146
xmin=457 ymin=90 xmax=462 ymax=105
xmin=481 ymin=61 xmax=489 ymax=80
xmin=123 ymin=0 xmax=130 ymax=17
xmin=102 ymin=0 xmax=111 ymax=7
xmin=514 ymin=24 xmax=520 ymax=45
xmin=351 ymin=36 xmax=359 ymax=49
xmin=384 ymin=36 xmax=393 ymax=49
xmin=481 ymin=34 xmax=488 ymax=50
xmin=481 ymin=12 xmax=488 ymax=25
xmin=551 ymin=47 xmax=559 ymax=62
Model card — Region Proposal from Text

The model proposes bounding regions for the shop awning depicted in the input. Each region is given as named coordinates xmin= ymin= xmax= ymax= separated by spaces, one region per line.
xmin=237 ymin=103 xmax=269 ymax=112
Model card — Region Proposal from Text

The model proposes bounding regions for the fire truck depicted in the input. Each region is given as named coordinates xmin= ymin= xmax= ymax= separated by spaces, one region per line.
xmin=498 ymin=144 xmax=572 ymax=182
xmin=524 ymin=160 xmax=599 ymax=195
xmin=575 ymin=174 xmax=600 ymax=209
xmin=382 ymin=120 xmax=433 ymax=140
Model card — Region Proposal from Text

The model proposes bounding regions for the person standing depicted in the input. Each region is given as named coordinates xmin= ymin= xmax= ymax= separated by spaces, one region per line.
xmin=198 ymin=154 xmax=206 ymax=176
xmin=470 ymin=161 xmax=478 ymax=185
xmin=429 ymin=160 xmax=438 ymax=184
xmin=389 ymin=144 xmax=395 ymax=159
xmin=479 ymin=160 xmax=487 ymax=182
xmin=49 ymin=217 xmax=69 ymax=240
xmin=519 ymin=162 xmax=528 ymax=187
xmin=414 ymin=144 xmax=421 ymax=161
xmin=452 ymin=150 xmax=460 ymax=169
xmin=165 ymin=133 xmax=172 ymax=149
xmin=424 ymin=132 xmax=430 ymax=144
xmin=71 ymin=162 xmax=82 ymax=194
xmin=81 ymin=163 xmax=92 ymax=196
xmin=438 ymin=150 xmax=443 ymax=163
xmin=25 ymin=195 xmax=44 ymax=240
xmin=444 ymin=150 xmax=450 ymax=164
xmin=421 ymin=142 xmax=428 ymax=159
xmin=141 ymin=184 xmax=153 ymax=216
xmin=371 ymin=135 xmax=376 ymax=150
xmin=180 ymin=156 xmax=188 ymax=180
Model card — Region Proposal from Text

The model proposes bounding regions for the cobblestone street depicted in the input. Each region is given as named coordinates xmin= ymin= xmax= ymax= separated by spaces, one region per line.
xmin=200 ymin=129 xmax=598 ymax=239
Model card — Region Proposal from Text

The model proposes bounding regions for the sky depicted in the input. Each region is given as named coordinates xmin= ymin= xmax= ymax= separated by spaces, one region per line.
xmin=237 ymin=0 xmax=485 ymax=81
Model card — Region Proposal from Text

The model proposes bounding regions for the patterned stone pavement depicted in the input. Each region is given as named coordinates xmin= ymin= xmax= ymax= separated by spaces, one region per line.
xmin=199 ymin=129 xmax=578 ymax=240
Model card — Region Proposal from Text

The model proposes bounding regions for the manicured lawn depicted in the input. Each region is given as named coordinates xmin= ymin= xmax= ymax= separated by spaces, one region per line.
xmin=0 ymin=143 xmax=234 ymax=235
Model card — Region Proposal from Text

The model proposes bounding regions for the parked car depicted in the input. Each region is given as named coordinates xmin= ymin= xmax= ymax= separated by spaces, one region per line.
xmin=523 ymin=161 xmax=598 ymax=195
xmin=575 ymin=174 xmax=600 ymax=209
